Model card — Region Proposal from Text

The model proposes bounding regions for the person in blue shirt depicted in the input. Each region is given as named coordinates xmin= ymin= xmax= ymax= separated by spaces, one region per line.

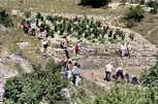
xmin=72 ymin=62 xmax=81 ymax=86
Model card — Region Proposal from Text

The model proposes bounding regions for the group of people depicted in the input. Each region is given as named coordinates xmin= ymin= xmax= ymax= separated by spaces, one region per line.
xmin=21 ymin=18 xmax=51 ymax=53
xmin=21 ymin=18 xmax=138 ymax=86
xmin=61 ymin=56 xmax=81 ymax=86
xmin=60 ymin=36 xmax=81 ymax=57
xmin=104 ymin=63 xmax=140 ymax=84
xmin=21 ymin=18 xmax=49 ymax=39
xmin=59 ymin=37 xmax=135 ymax=86
xmin=60 ymin=36 xmax=82 ymax=86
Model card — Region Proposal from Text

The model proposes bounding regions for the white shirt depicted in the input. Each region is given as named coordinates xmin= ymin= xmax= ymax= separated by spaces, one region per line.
xmin=121 ymin=44 xmax=127 ymax=50
xmin=42 ymin=40 xmax=48 ymax=45
xmin=31 ymin=22 xmax=36 ymax=29
xmin=105 ymin=64 xmax=113 ymax=72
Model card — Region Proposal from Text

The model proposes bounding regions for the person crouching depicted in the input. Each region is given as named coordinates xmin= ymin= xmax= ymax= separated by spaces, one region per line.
xmin=115 ymin=67 xmax=124 ymax=80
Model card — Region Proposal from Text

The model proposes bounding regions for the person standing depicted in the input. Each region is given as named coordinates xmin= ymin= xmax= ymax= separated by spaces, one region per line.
xmin=74 ymin=40 xmax=81 ymax=56
xmin=41 ymin=39 xmax=49 ymax=53
xmin=104 ymin=63 xmax=113 ymax=81
xmin=67 ymin=60 xmax=73 ymax=79
xmin=72 ymin=63 xmax=81 ymax=86
xmin=60 ymin=36 xmax=70 ymax=59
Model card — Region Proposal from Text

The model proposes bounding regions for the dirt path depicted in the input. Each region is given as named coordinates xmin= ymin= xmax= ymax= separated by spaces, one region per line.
xmin=147 ymin=26 xmax=158 ymax=35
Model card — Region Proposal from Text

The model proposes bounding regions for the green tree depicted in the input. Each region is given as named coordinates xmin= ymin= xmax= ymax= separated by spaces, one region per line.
xmin=143 ymin=58 xmax=158 ymax=86
xmin=4 ymin=59 xmax=67 ymax=104
xmin=93 ymin=86 xmax=158 ymax=104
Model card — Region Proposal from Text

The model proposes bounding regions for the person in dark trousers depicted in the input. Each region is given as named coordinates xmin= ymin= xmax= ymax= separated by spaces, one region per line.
xmin=41 ymin=39 xmax=49 ymax=53
xmin=63 ymin=57 xmax=70 ymax=80
xmin=64 ymin=49 xmax=69 ymax=59
xmin=60 ymin=36 xmax=70 ymax=59
xmin=104 ymin=63 xmax=113 ymax=81
xmin=125 ymin=73 xmax=131 ymax=83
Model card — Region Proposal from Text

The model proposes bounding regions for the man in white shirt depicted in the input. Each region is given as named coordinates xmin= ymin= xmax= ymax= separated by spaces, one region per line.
xmin=104 ymin=63 xmax=113 ymax=81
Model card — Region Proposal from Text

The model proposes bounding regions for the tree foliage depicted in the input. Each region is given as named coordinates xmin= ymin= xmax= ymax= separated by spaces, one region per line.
xmin=4 ymin=59 xmax=67 ymax=104
xmin=143 ymin=58 xmax=158 ymax=86
xmin=93 ymin=86 xmax=158 ymax=104
xmin=146 ymin=1 xmax=158 ymax=14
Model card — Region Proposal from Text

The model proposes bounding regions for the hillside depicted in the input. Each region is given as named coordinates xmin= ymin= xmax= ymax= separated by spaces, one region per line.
xmin=0 ymin=0 xmax=158 ymax=104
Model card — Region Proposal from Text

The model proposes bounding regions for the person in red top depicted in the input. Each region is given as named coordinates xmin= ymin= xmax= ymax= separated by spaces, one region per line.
xmin=75 ymin=40 xmax=81 ymax=56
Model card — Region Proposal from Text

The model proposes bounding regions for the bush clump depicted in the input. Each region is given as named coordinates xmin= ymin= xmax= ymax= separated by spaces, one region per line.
xmin=80 ymin=0 xmax=110 ymax=7
xmin=146 ymin=1 xmax=158 ymax=14
xmin=4 ymin=59 xmax=67 ymax=104
xmin=93 ymin=86 xmax=158 ymax=104
xmin=124 ymin=5 xmax=144 ymax=22
xmin=143 ymin=58 xmax=158 ymax=86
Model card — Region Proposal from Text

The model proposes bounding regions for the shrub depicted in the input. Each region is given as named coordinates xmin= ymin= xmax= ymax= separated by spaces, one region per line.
xmin=4 ymin=59 xmax=67 ymax=104
xmin=124 ymin=5 xmax=144 ymax=22
xmin=0 ymin=10 xmax=13 ymax=27
xmin=146 ymin=1 xmax=158 ymax=14
xmin=143 ymin=58 xmax=158 ymax=86
xmin=80 ymin=0 xmax=110 ymax=7
xmin=93 ymin=86 xmax=158 ymax=104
